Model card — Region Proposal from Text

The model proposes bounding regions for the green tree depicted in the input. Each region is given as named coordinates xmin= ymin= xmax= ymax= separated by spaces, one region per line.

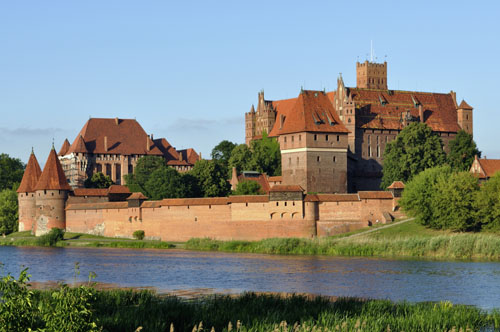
xmin=180 ymin=172 xmax=202 ymax=198
xmin=228 ymin=144 xmax=253 ymax=175
xmin=124 ymin=156 xmax=165 ymax=195
xmin=211 ymin=140 xmax=237 ymax=170
xmin=84 ymin=172 xmax=113 ymax=189
xmin=399 ymin=165 xmax=452 ymax=228
xmin=190 ymin=160 xmax=231 ymax=197
xmin=381 ymin=122 xmax=446 ymax=189
xmin=0 ymin=189 xmax=18 ymax=235
xmin=447 ymin=130 xmax=481 ymax=171
xmin=249 ymin=132 xmax=281 ymax=176
xmin=0 ymin=154 xmax=24 ymax=191
xmin=145 ymin=166 xmax=186 ymax=200
xmin=233 ymin=180 xmax=264 ymax=195
xmin=431 ymin=172 xmax=480 ymax=231
xmin=475 ymin=172 xmax=500 ymax=231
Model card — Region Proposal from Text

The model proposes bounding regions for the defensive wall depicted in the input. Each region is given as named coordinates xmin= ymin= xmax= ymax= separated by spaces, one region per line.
xmin=65 ymin=189 xmax=397 ymax=241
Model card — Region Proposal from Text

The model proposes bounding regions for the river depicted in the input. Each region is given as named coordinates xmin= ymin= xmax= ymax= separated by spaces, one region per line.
xmin=1 ymin=246 xmax=499 ymax=310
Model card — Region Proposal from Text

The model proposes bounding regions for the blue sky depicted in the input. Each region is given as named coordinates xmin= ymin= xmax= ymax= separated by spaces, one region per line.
xmin=1 ymin=0 xmax=499 ymax=165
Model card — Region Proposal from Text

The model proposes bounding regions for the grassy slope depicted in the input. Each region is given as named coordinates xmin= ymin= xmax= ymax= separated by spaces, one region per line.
xmin=185 ymin=219 xmax=500 ymax=261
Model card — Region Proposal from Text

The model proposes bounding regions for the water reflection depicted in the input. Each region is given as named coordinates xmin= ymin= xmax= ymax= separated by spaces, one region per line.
xmin=1 ymin=247 xmax=499 ymax=310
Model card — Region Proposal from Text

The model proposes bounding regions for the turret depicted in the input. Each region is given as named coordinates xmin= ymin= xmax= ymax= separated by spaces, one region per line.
xmin=457 ymin=100 xmax=473 ymax=135
xmin=356 ymin=60 xmax=388 ymax=90
xmin=33 ymin=147 xmax=72 ymax=236
xmin=245 ymin=105 xmax=256 ymax=145
xmin=16 ymin=149 xmax=42 ymax=233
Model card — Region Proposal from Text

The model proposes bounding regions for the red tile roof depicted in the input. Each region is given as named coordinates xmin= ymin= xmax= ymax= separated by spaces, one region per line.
xmin=237 ymin=174 xmax=270 ymax=193
xmin=358 ymin=191 xmax=393 ymax=199
xmin=66 ymin=202 xmax=128 ymax=210
xmin=67 ymin=118 xmax=164 ymax=156
xmin=58 ymin=139 xmax=71 ymax=156
xmin=350 ymin=89 xmax=461 ymax=132
xmin=228 ymin=195 xmax=269 ymax=203
xmin=127 ymin=192 xmax=148 ymax=200
xmin=178 ymin=148 xmax=201 ymax=165
xmin=478 ymin=159 xmax=500 ymax=178
xmin=34 ymin=148 xmax=72 ymax=191
xmin=160 ymin=197 xmax=230 ymax=206
xmin=154 ymin=138 xmax=180 ymax=161
xmin=304 ymin=194 xmax=319 ymax=202
xmin=269 ymin=185 xmax=304 ymax=192
xmin=73 ymin=188 xmax=108 ymax=197
xmin=17 ymin=152 xmax=42 ymax=193
xmin=269 ymin=90 xmax=349 ymax=136
xmin=68 ymin=135 xmax=88 ymax=154
xmin=107 ymin=185 xmax=131 ymax=194
xmin=458 ymin=100 xmax=473 ymax=109
xmin=387 ymin=181 xmax=405 ymax=189
xmin=316 ymin=194 xmax=360 ymax=202
xmin=268 ymin=176 xmax=282 ymax=182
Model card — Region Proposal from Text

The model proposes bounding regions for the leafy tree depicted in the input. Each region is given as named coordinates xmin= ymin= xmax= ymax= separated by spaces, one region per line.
xmin=190 ymin=160 xmax=231 ymax=197
xmin=381 ymin=122 xmax=446 ymax=189
xmin=84 ymin=172 xmax=113 ymax=189
xmin=145 ymin=166 xmax=186 ymax=200
xmin=211 ymin=140 xmax=237 ymax=169
xmin=0 ymin=154 xmax=24 ymax=191
xmin=249 ymin=132 xmax=281 ymax=176
xmin=124 ymin=156 xmax=165 ymax=194
xmin=0 ymin=189 xmax=18 ymax=235
xmin=228 ymin=144 xmax=253 ymax=175
xmin=448 ymin=130 xmax=481 ymax=171
xmin=431 ymin=172 xmax=480 ymax=232
xmin=399 ymin=165 xmax=452 ymax=228
xmin=233 ymin=180 xmax=264 ymax=195
xmin=180 ymin=172 xmax=202 ymax=198
xmin=475 ymin=172 xmax=500 ymax=231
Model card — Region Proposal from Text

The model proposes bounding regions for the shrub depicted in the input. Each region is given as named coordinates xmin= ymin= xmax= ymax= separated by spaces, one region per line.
xmin=133 ymin=230 xmax=145 ymax=240
xmin=36 ymin=228 xmax=64 ymax=246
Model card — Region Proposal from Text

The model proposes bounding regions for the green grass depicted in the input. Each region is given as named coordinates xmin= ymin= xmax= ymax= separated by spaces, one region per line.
xmin=185 ymin=219 xmax=500 ymax=261
xmin=33 ymin=289 xmax=500 ymax=332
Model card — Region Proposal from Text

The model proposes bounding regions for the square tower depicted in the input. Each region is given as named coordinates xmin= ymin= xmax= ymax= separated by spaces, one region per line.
xmin=356 ymin=61 xmax=387 ymax=90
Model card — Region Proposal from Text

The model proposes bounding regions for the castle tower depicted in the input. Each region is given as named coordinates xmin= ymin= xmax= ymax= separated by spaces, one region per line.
xmin=245 ymin=104 xmax=256 ymax=145
xmin=356 ymin=60 xmax=387 ymax=90
xmin=16 ymin=150 xmax=42 ymax=233
xmin=457 ymin=100 xmax=473 ymax=135
xmin=334 ymin=75 xmax=356 ymax=153
xmin=33 ymin=147 xmax=72 ymax=236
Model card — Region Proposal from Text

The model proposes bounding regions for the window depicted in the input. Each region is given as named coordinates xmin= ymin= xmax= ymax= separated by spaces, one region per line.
xmin=337 ymin=135 xmax=340 ymax=142
xmin=368 ymin=146 xmax=372 ymax=157
xmin=326 ymin=135 xmax=329 ymax=141
xmin=296 ymin=157 xmax=299 ymax=165
xmin=284 ymin=136 xmax=287 ymax=143
xmin=291 ymin=136 xmax=294 ymax=142
xmin=317 ymin=156 xmax=320 ymax=162
xmin=333 ymin=156 xmax=337 ymax=162
xmin=314 ymin=134 xmax=317 ymax=141
xmin=299 ymin=135 xmax=301 ymax=141
xmin=377 ymin=146 xmax=380 ymax=158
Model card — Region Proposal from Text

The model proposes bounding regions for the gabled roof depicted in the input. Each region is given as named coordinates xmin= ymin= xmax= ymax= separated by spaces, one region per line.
xmin=68 ymin=135 xmax=88 ymax=154
xmin=458 ymin=100 xmax=473 ymax=110
xmin=476 ymin=159 xmax=500 ymax=178
xmin=349 ymin=89 xmax=461 ymax=132
xmin=67 ymin=118 xmax=164 ymax=155
xmin=73 ymin=188 xmax=108 ymax=197
xmin=153 ymin=138 xmax=180 ymax=161
xmin=58 ymin=139 xmax=71 ymax=156
xmin=34 ymin=148 xmax=72 ymax=191
xmin=127 ymin=192 xmax=148 ymax=200
xmin=178 ymin=148 xmax=201 ymax=165
xmin=237 ymin=173 xmax=270 ymax=193
xmin=269 ymin=90 xmax=349 ymax=136
xmin=17 ymin=151 xmax=42 ymax=193
xmin=387 ymin=181 xmax=405 ymax=189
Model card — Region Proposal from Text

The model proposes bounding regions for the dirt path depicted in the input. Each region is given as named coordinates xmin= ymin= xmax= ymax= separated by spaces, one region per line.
xmin=342 ymin=217 xmax=415 ymax=239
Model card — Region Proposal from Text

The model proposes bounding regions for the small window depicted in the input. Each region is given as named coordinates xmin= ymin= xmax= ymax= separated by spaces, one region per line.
xmin=296 ymin=157 xmax=299 ymax=165
xmin=326 ymin=135 xmax=329 ymax=141
xmin=314 ymin=134 xmax=317 ymax=141
xmin=333 ymin=156 xmax=337 ymax=163
xmin=299 ymin=135 xmax=301 ymax=141
xmin=317 ymin=156 xmax=320 ymax=162
xmin=284 ymin=136 xmax=287 ymax=143
xmin=291 ymin=136 xmax=294 ymax=142
xmin=276 ymin=202 xmax=279 ymax=206
xmin=337 ymin=135 xmax=340 ymax=142
xmin=284 ymin=202 xmax=287 ymax=207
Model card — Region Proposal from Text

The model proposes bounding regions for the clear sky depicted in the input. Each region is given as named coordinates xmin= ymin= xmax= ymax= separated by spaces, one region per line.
xmin=1 ymin=0 xmax=499 ymax=165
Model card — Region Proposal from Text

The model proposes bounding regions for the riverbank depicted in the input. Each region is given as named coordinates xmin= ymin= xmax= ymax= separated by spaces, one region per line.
xmin=185 ymin=219 xmax=500 ymax=261
xmin=0 ymin=231 xmax=175 ymax=249
xmin=11 ymin=286 xmax=500 ymax=332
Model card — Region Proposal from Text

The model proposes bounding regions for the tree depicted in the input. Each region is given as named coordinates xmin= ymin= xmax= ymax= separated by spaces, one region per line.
xmin=124 ymin=156 xmax=165 ymax=195
xmin=145 ymin=166 xmax=186 ymax=200
xmin=211 ymin=140 xmax=237 ymax=169
xmin=381 ymin=122 xmax=446 ymax=189
xmin=399 ymin=165 xmax=452 ymax=228
xmin=431 ymin=172 xmax=480 ymax=232
xmin=190 ymin=160 xmax=231 ymax=197
xmin=180 ymin=172 xmax=202 ymax=198
xmin=448 ymin=130 xmax=481 ymax=171
xmin=0 ymin=154 xmax=24 ymax=191
xmin=0 ymin=188 xmax=18 ymax=235
xmin=233 ymin=180 xmax=264 ymax=195
xmin=228 ymin=144 xmax=253 ymax=175
xmin=475 ymin=172 xmax=500 ymax=231
xmin=84 ymin=172 xmax=113 ymax=189
xmin=249 ymin=132 xmax=281 ymax=176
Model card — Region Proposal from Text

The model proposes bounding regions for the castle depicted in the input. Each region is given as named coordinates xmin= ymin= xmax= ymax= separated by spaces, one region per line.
xmin=245 ymin=60 xmax=473 ymax=192
xmin=58 ymin=118 xmax=200 ymax=188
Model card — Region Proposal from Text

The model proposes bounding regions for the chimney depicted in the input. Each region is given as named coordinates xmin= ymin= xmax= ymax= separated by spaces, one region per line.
xmin=104 ymin=136 xmax=108 ymax=152
xmin=230 ymin=167 xmax=238 ymax=190
xmin=146 ymin=136 xmax=151 ymax=151
xmin=419 ymin=104 xmax=424 ymax=123
xmin=199 ymin=152 xmax=202 ymax=160
xmin=280 ymin=114 xmax=285 ymax=129
xmin=115 ymin=117 xmax=119 ymax=125
xmin=150 ymin=133 xmax=154 ymax=141
xmin=179 ymin=152 xmax=183 ymax=161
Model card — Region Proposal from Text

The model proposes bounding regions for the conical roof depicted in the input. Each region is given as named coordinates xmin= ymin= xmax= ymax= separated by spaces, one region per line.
xmin=58 ymin=139 xmax=71 ymax=156
xmin=34 ymin=148 xmax=72 ymax=191
xmin=458 ymin=100 xmax=473 ymax=110
xmin=17 ymin=151 xmax=42 ymax=193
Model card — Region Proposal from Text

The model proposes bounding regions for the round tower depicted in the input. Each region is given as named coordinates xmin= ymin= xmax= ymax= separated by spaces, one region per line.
xmin=33 ymin=147 xmax=72 ymax=236
xmin=17 ymin=150 xmax=42 ymax=233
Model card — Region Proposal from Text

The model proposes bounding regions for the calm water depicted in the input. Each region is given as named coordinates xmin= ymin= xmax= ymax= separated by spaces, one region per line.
xmin=1 ymin=246 xmax=499 ymax=310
